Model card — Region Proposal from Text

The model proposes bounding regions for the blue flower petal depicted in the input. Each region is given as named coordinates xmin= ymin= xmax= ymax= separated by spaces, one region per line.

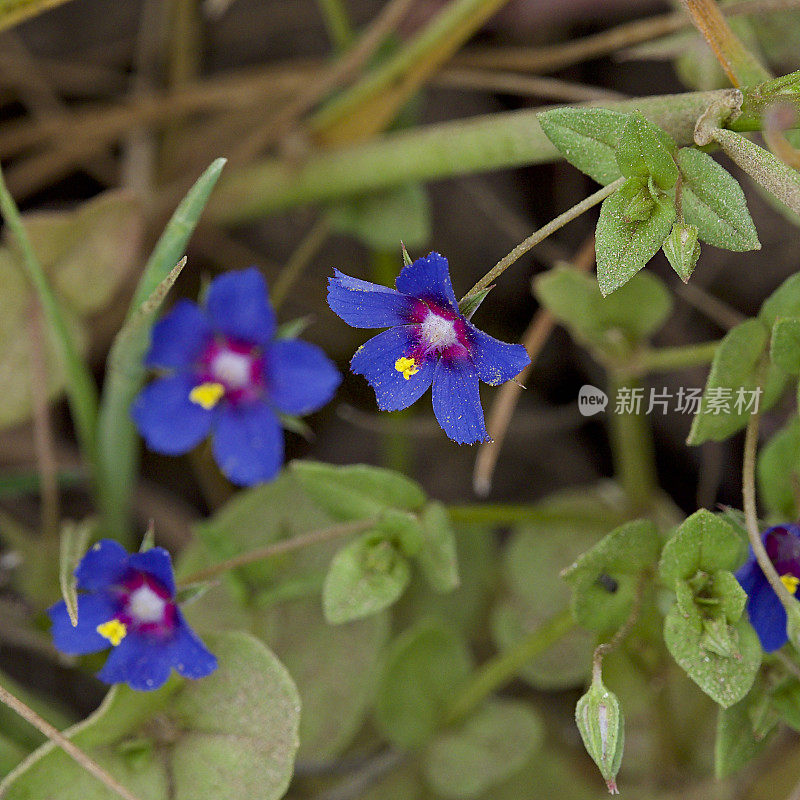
xmin=350 ymin=326 xmax=435 ymax=411
xmin=735 ymin=554 xmax=759 ymax=597
xmin=431 ymin=358 xmax=488 ymax=444
xmin=131 ymin=375 xmax=214 ymax=456
xmin=75 ymin=539 xmax=129 ymax=591
xmin=145 ymin=300 xmax=211 ymax=370
xmin=205 ymin=268 xmax=276 ymax=346
xmin=327 ymin=270 xmax=413 ymax=328
xmin=467 ymin=326 xmax=530 ymax=386
xmin=745 ymin=571 xmax=788 ymax=652
xmin=171 ymin=611 xmax=218 ymax=679
xmin=97 ymin=632 xmax=173 ymax=691
xmin=48 ymin=594 xmax=118 ymax=655
xmin=128 ymin=547 xmax=176 ymax=596
xmin=266 ymin=339 xmax=341 ymax=415
xmin=395 ymin=252 xmax=458 ymax=309
xmin=212 ymin=402 xmax=284 ymax=486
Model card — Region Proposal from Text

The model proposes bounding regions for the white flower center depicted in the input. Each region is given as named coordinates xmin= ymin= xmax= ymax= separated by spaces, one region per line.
xmin=420 ymin=312 xmax=458 ymax=349
xmin=127 ymin=585 xmax=167 ymax=624
xmin=211 ymin=350 xmax=252 ymax=389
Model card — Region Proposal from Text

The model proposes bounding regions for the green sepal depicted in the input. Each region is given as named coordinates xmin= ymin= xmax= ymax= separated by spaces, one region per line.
xmin=662 ymin=221 xmax=701 ymax=282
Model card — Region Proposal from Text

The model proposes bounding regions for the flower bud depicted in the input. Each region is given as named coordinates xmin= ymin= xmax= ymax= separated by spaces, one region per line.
xmin=662 ymin=222 xmax=701 ymax=283
xmin=575 ymin=676 xmax=625 ymax=794
xmin=621 ymin=187 xmax=655 ymax=223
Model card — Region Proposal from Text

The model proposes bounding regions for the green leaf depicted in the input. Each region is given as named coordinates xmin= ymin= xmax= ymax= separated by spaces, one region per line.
xmin=664 ymin=603 xmax=761 ymax=708
xmin=659 ymin=509 xmax=746 ymax=586
xmin=329 ymin=183 xmax=431 ymax=251
xmin=375 ymin=619 xmax=473 ymax=749
xmin=536 ymin=108 xmax=628 ymax=185
xmin=771 ymin=317 xmax=800 ymax=374
xmin=716 ymin=693 xmax=775 ymax=778
xmin=562 ymin=519 xmax=661 ymax=634
xmin=323 ymin=533 xmax=411 ymax=623
xmin=533 ymin=266 xmax=672 ymax=347
xmin=688 ymin=318 xmax=785 ymax=444
xmin=96 ymin=158 xmax=226 ymax=539
xmin=490 ymin=490 xmax=620 ymax=688
xmin=615 ymin=111 xmax=678 ymax=190
xmin=24 ymin=191 xmax=143 ymax=316
xmin=0 ymin=632 xmax=301 ymax=800
xmin=291 ymin=460 xmax=426 ymax=520
xmin=676 ymin=147 xmax=761 ymax=251
xmin=415 ymin=501 xmax=459 ymax=593
xmin=423 ymin=699 xmax=543 ymax=799
xmin=760 ymin=271 xmax=800 ymax=328
xmin=58 ymin=518 xmax=94 ymax=626
xmin=595 ymin=189 xmax=676 ymax=296
xmin=758 ymin=420 xmax=800 ymax=519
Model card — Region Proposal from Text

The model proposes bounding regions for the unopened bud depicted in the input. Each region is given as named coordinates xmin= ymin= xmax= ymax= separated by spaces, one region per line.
xmin=621 ymin=188 xmax=655 ymax=223
xmin=576 ymin=676 xmax=625 ymax=794
xmin=662 ymin=222 xmax=700 ymax=283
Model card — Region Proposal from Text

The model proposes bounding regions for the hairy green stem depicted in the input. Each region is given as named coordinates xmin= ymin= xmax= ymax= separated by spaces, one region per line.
xmin=608 ymin=374 xmax=659 ymax=513
xmin=464 ymin=178 xmax=623 ymax=299
xmin=637 ymin=340 xmax=720 ymax=373
xmin=208 ymin=82 xmax=799 ymax=222
xmin=742 ymin=406 xmax=797 ymax=609
xmin=444 ymin=608 xmax=574 ymax=725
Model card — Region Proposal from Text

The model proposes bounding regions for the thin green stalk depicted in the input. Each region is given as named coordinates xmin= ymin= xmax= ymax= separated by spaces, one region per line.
xmin=317 ymin=0 xmax=355 ymax=51
xmin=608 ymin=374 xmax=659 ymax=513
xmin=209 ymin=84 xmax=791 ymax=222
xmin=444 ymin=608 xmax=575 ymax=725
xmin=0 ymin=164 xmax=100 ymax=482
xmin=463 ymin=178 xmax=623 ymax=299
xmin=96 ymin=159 xmax=226 ymax=540
xmin=637 ymin=340 xmax=720 ymax=373
xmin=0 ymin=468 xmax=84 ymax=498
xmin=178 ymin=519 xmax=375 ymax=586
xmin=447 ymin=503 xmax=628 ymax=528
xmin=742 ymin=406 xmax=796 ymax=609
xmin=271 ymin=215 xmax=331 ymax=310
xmin=0 ymin=0 xmax=77 ymax=32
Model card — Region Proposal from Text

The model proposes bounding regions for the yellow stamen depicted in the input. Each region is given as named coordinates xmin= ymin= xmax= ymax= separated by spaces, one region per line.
xmin=97 ymin=619 xmax=127 ymax=647
xmin=394 ymin=356 xmax=419 ymax=380
xmin=781 ymin=574 xmax=800 ymax=594
xmin=189 ymin=381 xmax=225 ymax=410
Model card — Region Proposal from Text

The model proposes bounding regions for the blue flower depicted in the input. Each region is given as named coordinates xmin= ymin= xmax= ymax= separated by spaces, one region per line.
xmin=736 ymin=524 xmax=800 ymax=652
xmin=327 ymin=252 xmax=530 ymax=444
xmin=48 ymin=539 xmax=217 ymax=691
xmin=132 ymin=268 xmax=341 ymax=486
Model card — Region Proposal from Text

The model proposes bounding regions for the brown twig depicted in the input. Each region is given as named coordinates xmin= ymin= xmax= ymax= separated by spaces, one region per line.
xmin=0 ymin=683 xmax=143 ymax=800
xmin=472 ymin=235 xmax=596 ymax=496
xmin=452 ymin=0 xmax=800 ymax=75
xmin=229 ymin=0 xmax=418 ymax=164
xmin=178 ymin=519 xmax=376 ymax=586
